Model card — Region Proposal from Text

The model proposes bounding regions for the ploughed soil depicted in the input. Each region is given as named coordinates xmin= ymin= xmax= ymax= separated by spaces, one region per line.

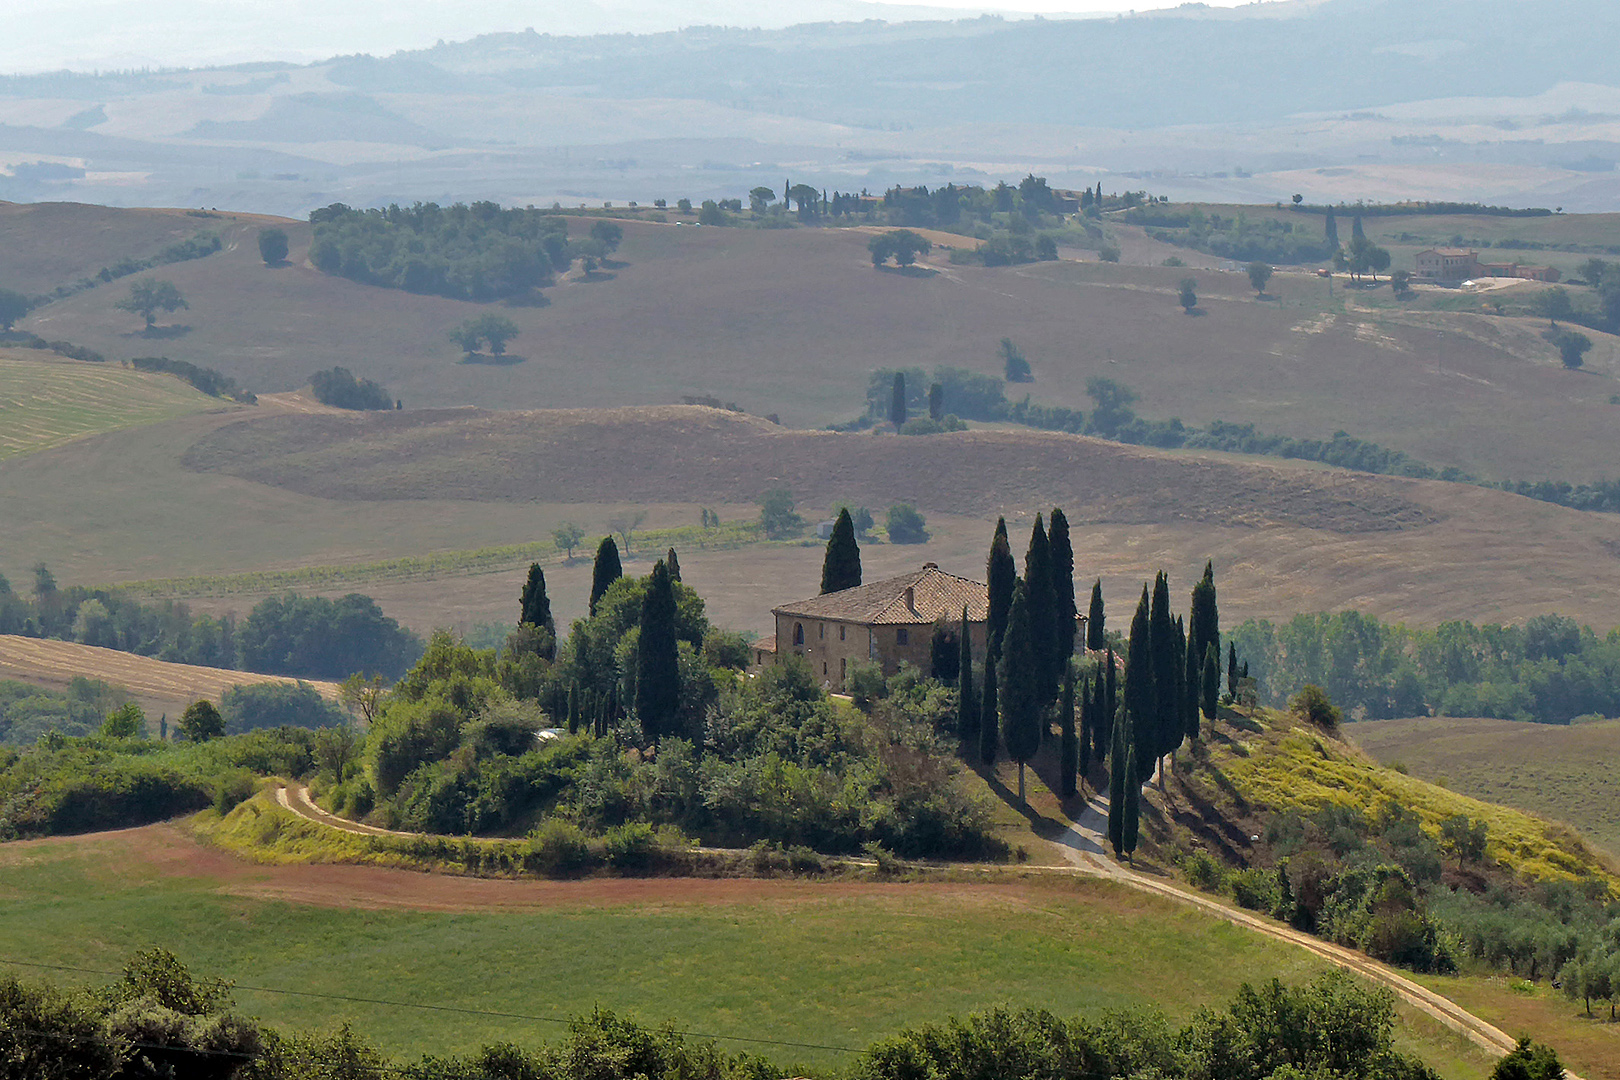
xmin=183 ymin=405 xmax=1437 ymax=535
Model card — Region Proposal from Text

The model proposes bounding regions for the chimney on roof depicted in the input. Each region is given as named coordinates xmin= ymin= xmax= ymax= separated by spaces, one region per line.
xmin=904 ymin=585 xmax=916 ymax=613
xmin=922 ymin=562 xmax=938 ymax=570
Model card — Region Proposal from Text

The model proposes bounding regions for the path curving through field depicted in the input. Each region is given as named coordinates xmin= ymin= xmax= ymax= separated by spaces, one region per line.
xmin=271 ymin=782 xmax=1555 ymax=1075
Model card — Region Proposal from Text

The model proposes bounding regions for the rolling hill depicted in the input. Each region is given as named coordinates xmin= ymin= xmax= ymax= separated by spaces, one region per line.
xmin=9 ymin=205 xmax=1620 ymax=485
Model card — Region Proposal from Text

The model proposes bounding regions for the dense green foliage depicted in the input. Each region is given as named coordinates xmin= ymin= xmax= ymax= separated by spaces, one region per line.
xmin=1231 ymin=610 xmax=1620 ymax=724
xmin=219 ymin=682 xmax=345 ymax=735
xmin=258 ymin=226 xmax=289 ymax=264
xmin=0 ymin=677 xmax=125 ymax=746
xmin=0 ymin=956 xmax=1452 ymax=1080
xmin=308 ymin=366 xmax=392 ymax=410
xmin=1127 ymin=205 xmax=1334 ymax=264
xmin=131 ymin=355 xmax=256 ymax=403
xmin=820 ymin=508 xmax=861 ymax=594
xmin=236 ymin=593 xmax=423 ymax=680
xmin=308 ymin=201 xmax=571 ymax=300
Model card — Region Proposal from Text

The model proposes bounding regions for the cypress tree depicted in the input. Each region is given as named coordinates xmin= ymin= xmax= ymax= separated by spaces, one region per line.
xmin=1149 ymin=571 xmax=1180 ymax=772
xmin=666 ymin=548 xmax=682 ymax=583
xmin=928 ymin=382 xmax=944 ymax=422
xmin=1049 ymin=508 xmax=1077 ymax=665
xmin=1189 ymin=561 xmax=1219 ymax=683
xmin=930 ymin=622 xmax=960 ymax=682
xmin=1228 ymin=641 xmax=1239 ymax=699
xmin=1352 ymin=212 xmax=1365 ymax=241
xmin=589 ymin=536 xmax=622 ymax=616
xmin=820 ymin=508 xmax=862 ymax=594
xmin=1059 ymin=668 xmax=1078 ymax=798
xmin=519 ymin=562 xmax=553 ymax=631
xmin=986 ymin=518 xmax=1016 ymax=661
xmin=1202 ymin=643 xmax=1220 ymax=721
xmin=1022 ymin=515 xmax=1058 ymax=711
xmin=1087 ymin=579 xmax=1105 ymax=650
xmin=1124 ymin=585 xmax=1154 ymax=781
xmin=1184 ymin=614 xmax=1201 ymax=741
xmin=1090 ymin=670 xmax=1107 ymax=767
xmin=978 ymin=655 xmax=998 ymax=766
xmin=1325 ymin=207 xmax=1340 ymax=248
xmin=957 ymin=607 xmax=976 ymax=742
xmin=1078 ymin=675 xmax=1092 ymax=789
xmin=567 ymin=684 xmax=580 ymax=733
xmin=1104 ymin=647 xmax=1118 ymax=752
xmin=1000 ymin=582 xmax=1042 ymax=804
xmin=1107 ymin=705 xmax=1126 ymax=857
xmin=634 ymin=560 xmax=681 ymax=740
xmin=889 ymin=372 xmax=907 ymax=428
xmin=1123 ymin=742 xmax=1140 ymax=860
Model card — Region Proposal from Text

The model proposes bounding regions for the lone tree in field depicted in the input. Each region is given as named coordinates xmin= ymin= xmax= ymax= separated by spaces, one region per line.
xmin=868 ymin=229 xmax=932 ymax=268
xmin=589 ymin=536 xmax=622 ymax=616
xmin=928 ymin=382 xmax=944 ymax=422
xmin=116 ymin=278 xmax=188 ymax=330
xmin=519 ymin=562 xmax=553 ymax=633
xmin=886 ymin=504 xmax=929 ymax=544
xmin=889 ymin=371 xmax=908 ymax=428
xmin=635 ymin=559 xmax=681 ymax=740
xmin=178 ymin=699 xmax=224 ymax=742
xmin=1556 ymin=330 xmax=1593 ymax=369
xmin=1177 ymin=277 xmax=1198 ymax=313
xmin=0 ymin=288 xmax=31 ymax=331
xmin=820 ymin=507 xmax=862 ymax=594
xmin=1247 ymin=262 xmax=1273 ymax=296
xmin=450 ymin=313 xmax=521 ymax=356
xmin=258 ymin=227 xmax=289 ymax=265
xmin=1000 ymin=337 xmax=1033 ymax=382
xmin=760 ymin=488 xmax=803 ymax=538
xmin=1439 ymin=814 xmax=1489 ymax=870
xmin=552 ymin=522 xmax=585 ymax=560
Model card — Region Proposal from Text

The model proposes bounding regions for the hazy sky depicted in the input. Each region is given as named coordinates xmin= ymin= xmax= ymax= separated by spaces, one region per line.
xmin=5 ymin=0 xmax=1254 ymax=73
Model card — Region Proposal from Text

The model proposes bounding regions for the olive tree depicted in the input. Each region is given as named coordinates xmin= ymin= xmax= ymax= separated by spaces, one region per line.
xmin=115 ymin=277 xmax=188 ymax=330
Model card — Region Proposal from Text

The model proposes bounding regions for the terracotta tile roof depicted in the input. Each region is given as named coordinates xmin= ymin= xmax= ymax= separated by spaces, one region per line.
xmin=773 ymin=563 xmax=989 ymax=625
xmin=755 ymin=635 xmax=777 ymax=654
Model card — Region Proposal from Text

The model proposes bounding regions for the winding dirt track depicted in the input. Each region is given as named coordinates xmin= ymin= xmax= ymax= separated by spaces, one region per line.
xmin=273 ymin=783 xmax=1562 ymax=1075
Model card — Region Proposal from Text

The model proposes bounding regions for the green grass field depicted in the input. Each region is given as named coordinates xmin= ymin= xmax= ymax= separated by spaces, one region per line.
xmin=0 ymin=825 xmax=1492 ymax=1077
xmin=0 ymin=351 xmax=223 ymax=459
xmin=1352 ymin=717 xmax=1620 ymax=861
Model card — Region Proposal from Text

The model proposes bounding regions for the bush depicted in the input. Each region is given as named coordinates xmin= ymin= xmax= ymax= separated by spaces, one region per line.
xmin=309 ymin=366 xmax=392 ymax=410
xmin=886 ymin=504 xmax=929 ymax=544
xmin=526 ymin=818 xmax=592 ymax=875
xmin=1183 ymin=849 xmax=1226 ymax=891
xmin=257 ymin=228 xmax=289 ymax=264
xmin=220 ymin=682 xmax=346 ymax=734
xmin=1289 ymin=684 xmax=1342 ymax=729
xmin=213 ymin=769 xmax=257 ymax=814
xmin=1228 ymin=866 xmax=1278 ymax=911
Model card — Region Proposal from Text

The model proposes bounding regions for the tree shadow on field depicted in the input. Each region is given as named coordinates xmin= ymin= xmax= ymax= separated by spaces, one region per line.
xmin=124 ymin=324 xmax=193 ymax=339
xmin=878 ymin=264 xmax=938 ymax=278
xmin=503 ymin=290 xmax=550 ymax=308
xmin=458 ymin=353 xmax=527 ymax=366
xmin=575 ymin=270 xmax=617 ymax=283
xmin=974 ymin=758 xmax=1069 ymax=840
xmin=601 ymin=257 xmax=631 ymax=270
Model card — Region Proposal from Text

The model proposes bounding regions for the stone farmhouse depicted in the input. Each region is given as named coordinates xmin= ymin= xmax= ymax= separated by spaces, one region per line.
xmin=1412 ymin=248 xmax=1561 ymax=284
xmin=769 ymin=563 xmax=991 ymax=687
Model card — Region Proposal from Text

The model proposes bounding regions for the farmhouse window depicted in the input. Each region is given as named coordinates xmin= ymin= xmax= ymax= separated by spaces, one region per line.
xmin=839 ymin=625 xmax=846 ymax=641
xmin=819 ymin=623 xmax=825 ymax=639
xmin=840 ymin=658 xmax=847 ymax=680
xmin=896 ymin=627 xmax=909 ymax=645
xmin=793 ymin=623 xmax=805 ymax=646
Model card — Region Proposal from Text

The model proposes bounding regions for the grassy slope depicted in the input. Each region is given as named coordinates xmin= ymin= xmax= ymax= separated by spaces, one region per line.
xmin=1352 ymin=717 xmax=1620 ymax=861
xmin=0 ymin=350 xmax=224 ymax=459
xmin=9 ymin=205 xmax=1619 ymax=483
xmin=0 ymin=823 xmax=1490 ymax=1078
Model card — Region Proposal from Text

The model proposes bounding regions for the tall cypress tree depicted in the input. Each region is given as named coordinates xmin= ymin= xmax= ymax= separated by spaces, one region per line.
xmin=1104 ymin=647 xmax=1118 ymax=752
xmin=1123 ymin=742 xmax=1140 ymax=861
xmin=1049 ymin=508 xmax=1077 ymax=665
xmin=1228 ymin=641 xmax=1239 ymax=699
xmin=1090 ymin=671 xmax=1107 ymax=768
xmin=1183 ymin=614 xmax=1201 ymax=742
xmin=1022 ymin=515 xmax=1058 ymax=711
xmin=1124 ymin=585 xmax=1155 ymax=780
xmin=1149 ymin=571 xmax=1180 ymax=773
xmin=889 ymin=372 xmax=907 ymax=428
xmin=1189 ymin=561 xmax=1220 ymax=686
xmin=566 ymin=684 xmax=579 ymax=734
xmin=1059 ymin=668 xmax=1078 ymax=798
xmin=986 ymin=518 xmax=1016 ymax=661
xmin=820 ymin=508 xmax=862 ymax=594
xmin=1107 ymin=705 xmax=1126 ymax=857
xmin=519 ymin=562 xmax=553 ymax=632
xmin=1000 ymin=582 xmax=1042 ymax=804
xmin=957 ymin=607 xmax=976 ymax=742
xmin=1325 ymin=207 xmax=1340 ymax=248
xmin=589 ymin=536 xmax=622 ymax=616
xmin=634 ymin=560 xmax=681 ymax=740
xmin=928 ymin=382 xmax=944 ymax=422
xmin=1352 ymin=212 xmax=1365 ymax=241
xmin=666 ymin=548 xmax=682 ymax=583
xmin=1087 ymin=579 xmax=1105 ymax=650
xmin=1202 ymin=643 xmax=1220 ymax=722
xmin=1078 ymin=675 xmax=1092 ymax=789
xmin=978 ymin=655 xmax=998 ymax=766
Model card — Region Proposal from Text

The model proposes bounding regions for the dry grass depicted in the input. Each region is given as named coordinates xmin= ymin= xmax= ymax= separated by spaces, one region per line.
xmin=0 ymin=635 xmax=341 ymax=718
xmin=1352 ymin=717 xmax=1620 ymax=862
xmin=0 ymin=350 xmax=223 ymax=459
xmin=10 ymin=205 xmax=1619 ymax=482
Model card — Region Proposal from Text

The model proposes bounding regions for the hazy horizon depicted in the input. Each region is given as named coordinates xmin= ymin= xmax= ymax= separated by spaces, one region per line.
xmin=4 ymin=0 xmax=1256 ymax=74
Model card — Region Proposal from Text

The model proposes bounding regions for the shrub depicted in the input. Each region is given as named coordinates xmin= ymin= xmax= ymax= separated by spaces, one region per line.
xmin=602 ymin=821 xmax=657 ymax=869
xmin=1228 ymin=866 xmax=1278 ymax=911
xmin=1183 ymin=849 xmax=1226 ymax=891
xmin=526 ymin=818 xmax=592 ymax=875
xmin=220 ymin=682 xmax=345 ymax=734
xmin=213 ymin=769 xmax=257 ymax=814
xmin=257 ymin=228 xmax=289 ymax=264
xmin=1289 ymin=684 xmax=1342 ymax=729
xmin=309 ymin=366 xmax=392 ymax=410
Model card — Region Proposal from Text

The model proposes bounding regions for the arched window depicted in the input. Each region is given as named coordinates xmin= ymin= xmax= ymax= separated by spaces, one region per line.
xmin=793 ymin=623 xmax=805 ymax=646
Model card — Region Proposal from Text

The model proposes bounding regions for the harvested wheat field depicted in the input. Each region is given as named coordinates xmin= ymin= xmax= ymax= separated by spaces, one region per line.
xmin=0 ymin=635 xmax=341 ymax=716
